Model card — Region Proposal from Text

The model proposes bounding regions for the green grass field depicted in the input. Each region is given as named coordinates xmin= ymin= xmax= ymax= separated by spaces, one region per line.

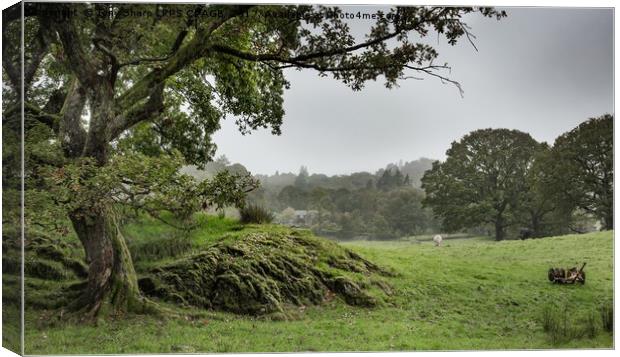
xmin=20 ymin=218 xmax=614 ymax=353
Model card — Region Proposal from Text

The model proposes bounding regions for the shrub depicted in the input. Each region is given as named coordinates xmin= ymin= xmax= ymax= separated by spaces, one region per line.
xmin=239 ymin=204 xmax=274 ymax=224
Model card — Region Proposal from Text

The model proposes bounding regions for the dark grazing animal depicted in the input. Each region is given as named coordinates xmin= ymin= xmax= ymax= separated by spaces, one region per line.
xmin=519 ymin=228 xmax=534 ymax=240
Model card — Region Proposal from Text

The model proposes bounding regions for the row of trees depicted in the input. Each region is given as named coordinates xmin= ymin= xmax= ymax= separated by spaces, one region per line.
xmin=254 ymin=158 xmax=434 ymax=194
xmin=181 ymin=157 xmax=438 ymax=238
xmin=256 ymin=168 xmax=439 ymax=239
xmin=421 ymin=115 xmax=613 ymax=240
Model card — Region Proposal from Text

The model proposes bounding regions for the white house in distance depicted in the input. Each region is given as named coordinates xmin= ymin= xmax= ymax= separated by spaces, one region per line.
xmin=277 ymin=208 xmax=319 ymax=227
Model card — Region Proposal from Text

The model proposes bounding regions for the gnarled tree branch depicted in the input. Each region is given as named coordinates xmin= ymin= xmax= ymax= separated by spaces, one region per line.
xmin=58 ymin=79 xmax=87 ymax=158
xmin=115 ymin=5 xmax=253 ymax=111
xmin=109 ymin=83 xmax=165 ymax=140
xmin=45 ymin=4 xmax=99 ymax=88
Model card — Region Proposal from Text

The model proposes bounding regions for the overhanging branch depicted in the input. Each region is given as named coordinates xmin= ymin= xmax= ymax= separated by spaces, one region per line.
xmin=110 ymin=83 xmax=165 ymax=140
xmin=115 ymin=5 xmax=253 ymax=111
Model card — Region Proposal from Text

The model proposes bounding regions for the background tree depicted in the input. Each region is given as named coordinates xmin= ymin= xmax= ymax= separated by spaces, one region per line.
xmin=383 ymin=188 xmax=428 ymax=237
xmin=4 ymin=2 xmax=505 ymax=318
xmin=377 ymin=168 xmax=409 ymax=191
xmin=545 ymin=115 xmax=614 ymax=230
xmin=518 ymin=145 xmax=561 ymax=237
xmin=294 ymin=166 xmax=310 ymax=190
xmin=421 ymin=129 xmax=543 ymax=240
xmin=277 ymin=185 xmax=308 ymax=209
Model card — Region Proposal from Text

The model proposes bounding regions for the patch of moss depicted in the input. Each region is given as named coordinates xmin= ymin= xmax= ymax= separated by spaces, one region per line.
xmin=139 ymin=230 xmax=393 ymax=316
xmin=25 ymin=258 xmax=70 ymax=280
xmin=2 ymin=274 xmax=76 ymax=310
xmin=3 ymin=230 xmax=87 ymax=281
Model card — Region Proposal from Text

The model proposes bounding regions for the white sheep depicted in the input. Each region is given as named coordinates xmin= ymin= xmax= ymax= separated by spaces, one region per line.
xmin=433 ymin=234 xmax=443 ymax=246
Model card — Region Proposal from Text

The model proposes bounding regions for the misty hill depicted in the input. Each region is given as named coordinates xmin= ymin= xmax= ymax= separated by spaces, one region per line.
xmin=183 ymin=157 xmax=436 ymax=190
xmin=254 ymin=157 xmax=436 ymax=191
xmin=378 ymin=158 xmax=436 ymax=188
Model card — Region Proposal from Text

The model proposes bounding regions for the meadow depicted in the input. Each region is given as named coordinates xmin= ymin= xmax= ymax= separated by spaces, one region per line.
xmin=19 ymin=217 xmax=614 ymax=353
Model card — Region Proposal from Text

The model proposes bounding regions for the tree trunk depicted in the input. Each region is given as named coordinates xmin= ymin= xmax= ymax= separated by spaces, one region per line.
xmin=531 ymin=214 xmax=540 ymax=237
xmin=69 ymin=207 xmax=157 ymax=319
xmin=603 ymin=211 xmax=613 ymax=230
xmin=494 ymin=218 xmax=505 ymax=241
xmin=59 ymin=75 xmax=166 ymax=320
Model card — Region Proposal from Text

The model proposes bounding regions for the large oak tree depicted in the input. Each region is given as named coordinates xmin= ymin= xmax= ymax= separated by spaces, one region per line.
xmin=421 ymin=129 xmax=544 ymax=240
xmin=3 ymin=2 xmax=504 ymax=318
xmin=545 ymin=115 xmax=614 ymax=230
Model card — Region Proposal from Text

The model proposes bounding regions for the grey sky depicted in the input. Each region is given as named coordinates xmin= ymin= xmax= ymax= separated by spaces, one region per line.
xmin=212 ymin=7 xmax=613 ymax=176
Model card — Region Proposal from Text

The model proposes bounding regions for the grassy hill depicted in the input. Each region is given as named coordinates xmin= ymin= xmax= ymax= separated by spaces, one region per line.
xmin=19 ymin=217 xmax=613 ymax=353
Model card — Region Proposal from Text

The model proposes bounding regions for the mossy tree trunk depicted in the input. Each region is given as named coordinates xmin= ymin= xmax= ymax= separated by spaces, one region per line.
xmin=69 ymin=208 xmax=155 ymax=318
xmin=60 ymin=81 xmax=162 ymax=319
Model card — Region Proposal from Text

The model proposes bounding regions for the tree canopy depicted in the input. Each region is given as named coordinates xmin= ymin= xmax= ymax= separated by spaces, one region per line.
xmin=421 ymin=116 xmax=613 ymax=240
xmin=545 ymin=115 xmax=614 ymax=230
xmin=421 ymin=128 xmax=544 ymax=240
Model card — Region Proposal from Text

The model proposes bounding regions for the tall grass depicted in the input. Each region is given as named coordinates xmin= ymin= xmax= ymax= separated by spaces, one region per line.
xmin=541 ymin=302 xmax=612 ymax=344
xmin=584 ymin=312 xmax=599 ymax=339
xmin=239 ymin=204 xmax=274 ymax=224
xmin=600 ymin=301 xmax=613 ymax=333
xmin=128 ymin=235 xmax=193 ymax=262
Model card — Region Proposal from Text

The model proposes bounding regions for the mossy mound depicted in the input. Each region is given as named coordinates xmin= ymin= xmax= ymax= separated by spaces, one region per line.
xmin=139 ymin=229 xmax=393 ymax=316
xmin=2 ymin=229 xmax=87 ymax=311
xmin=2 ymin=229 xmax=87 ymax=281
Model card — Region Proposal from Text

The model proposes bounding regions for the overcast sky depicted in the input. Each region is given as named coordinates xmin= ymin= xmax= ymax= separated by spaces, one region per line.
xmin=212 ymin=6 xmax=613 ymax=176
